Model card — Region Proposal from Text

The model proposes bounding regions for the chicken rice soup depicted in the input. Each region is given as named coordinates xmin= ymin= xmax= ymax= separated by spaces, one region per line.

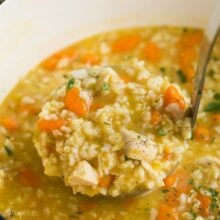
xmin=0 ymin=27 xmax=220 ymax=219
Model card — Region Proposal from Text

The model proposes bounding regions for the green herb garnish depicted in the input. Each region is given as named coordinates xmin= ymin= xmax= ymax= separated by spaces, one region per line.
xmin=4 ymin=146 xmax=13 ymax=156
xmin=67 ymin=78 xmax=75 ymax=90
xmin=189 ymin=210 xmax=197 ymax=219
xmin=157 ymin=128 xmax=167 ymax=136
xmin=188 ymin=178 xmax=194 ymax=185
xmin=204 ymin=102 xmax=220 ymax=112
xmin=208 ymin=69 xmax=216 ymax=78
xmin=214 ymin=93 xmax=220 ymax=100
xmin=161 ymin=189 xmax=169 ymax=193
xmin=208 ymin=188 xmax=218 ymax=197
xmin=177 ymin=69 xmax=187 ymax=83
xmin=102 ymin=82 xmax=110 ymax=91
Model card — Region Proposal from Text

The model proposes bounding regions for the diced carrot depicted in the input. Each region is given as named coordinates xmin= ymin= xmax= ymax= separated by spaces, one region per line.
xmin=37 ymin=118 xmax=65 ymax=132
xmin=98 ymin=175 xmax=115 ymax=188
xmin=80 ymin=54 xmax=100 ymax=65
xmin=120 ymin=74 xmax=132 ymax=83
xmin=156 ymin=204 xmax=179 ymax=220
xmin=177 ymin=47 xmax=197 ymax=81
xmin=197 ymin=193 xmax=211 ymax=216
xmin=19 ymin=168 xmax=40 ymax=188
xmin=163 ymin=85 xmax=186 ymax=110
xmin=151 ymin=110 xmax=162 ymax=126
xmin=142 ymin=42 xmax=161 ymax=62
xmin=194 ymin=125 xmax=210 ymax=142
xmin=174 ymin=170 xmax=192 ymax=194
xmin=19 ymin=104 xmax=39 ymax=115
xmin=163 ymin=152 xmax=173 ymax=161
xmin=112 ymin=35 xmax=140 ymax=53
xmin=0 ymin=117 xmax=18 ymax=132
xmin=212 ymin=113 xmax=220 ymax=122
xmin=64 ymin=87 xmax=88 ymax=117
xmin=164 ymin=170 xmax=192 ymax=194
xmin=164 ymin=187 xmax=180 ymax=207
xmin=41 ymin=47 xmax=77 ymax=70
xmin=178 ymin=31 xmax=203 ymax=47
xmin=178 ymin=47 xmax=197 ymax=68
xmin=164 ymin=173 xmax=178 ymax=188
xmin=183 ymin=66 xmax=195 ymax=81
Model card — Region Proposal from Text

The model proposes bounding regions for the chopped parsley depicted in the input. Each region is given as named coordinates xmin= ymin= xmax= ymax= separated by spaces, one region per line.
xmin=157 ymin=128 xmax=167 ymax=136
xmin=208 ymin=69 xmax=216 ymax=78
xmin=102 ymin=82 xmax=110 ymax=91
xmin=176 ymin=69 xmax=187 ymax=83
xmin=4 ymin=145 xmax=13 ymax=156
xmin=161 ymin=189 xmax=169 ymax=193
xmin=66 ymin=78 xmax=75 ymax=90
xmin=188 ymin=178 xmax=194 ymax=185
xmin=214 ymin=93 xmax=220 ymax=100
xmin=189 ymin=210 xmax=197 ymax=219
xmin=204 ymin=102 xmax=220 ymax=112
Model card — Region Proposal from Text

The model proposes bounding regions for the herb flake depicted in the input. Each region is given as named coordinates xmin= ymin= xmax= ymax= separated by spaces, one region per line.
xmin=161 ymin=189 xmax=169 ymax=193
xmin=204 ymin=102 xmax=220 ymax=112
xmin=102 ymin=82 xmax=110 ymax=91
xmin=157 ymin=128 xmax=167 ymax=136
xmin=66 ymin=78 xmax=75 ymax=90
xmin=214 ymin=93 xmax=220 ymax=100
xmin=177 ymin=69 xmax=187 ymax=83
xmin=4 ymin=146 xmax=13 ymax=156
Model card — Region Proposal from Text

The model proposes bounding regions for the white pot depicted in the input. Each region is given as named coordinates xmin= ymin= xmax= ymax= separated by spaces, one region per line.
xmin=0 ymin=0 xmax=215 ymax=101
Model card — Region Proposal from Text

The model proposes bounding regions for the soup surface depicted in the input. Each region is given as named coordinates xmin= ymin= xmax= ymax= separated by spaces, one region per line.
xmin=0 ymin=26 xmax=220 ymax=219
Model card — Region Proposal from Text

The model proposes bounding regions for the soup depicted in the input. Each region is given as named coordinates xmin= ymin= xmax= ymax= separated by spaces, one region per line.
xmin=0 ymin=26 xmax=220 ymax=219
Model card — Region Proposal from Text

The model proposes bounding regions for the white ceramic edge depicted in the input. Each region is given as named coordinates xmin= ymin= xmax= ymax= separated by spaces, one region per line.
xmin=0 ymin=0 xmax=215 ymax=102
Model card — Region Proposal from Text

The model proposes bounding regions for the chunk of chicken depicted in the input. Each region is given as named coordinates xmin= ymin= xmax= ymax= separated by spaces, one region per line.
xmin=69 ymin=161 xmax=99 ymax=186
xmin=121 ymin=129 xmax=157 ymax=162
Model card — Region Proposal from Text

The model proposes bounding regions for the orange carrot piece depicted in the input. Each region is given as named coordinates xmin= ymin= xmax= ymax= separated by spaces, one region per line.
xmin=164 ymin=170 xmax=192 ymax=194
xmin=178 ymin=47 xmax=197 ymax=68
xmin=194 ymin=125 xmax=210 ymax=142
xmin=80 ymin=54 xmax=100 ymax=65
xmin=120 ymin=74 xmax=132 ymax=83
xmin=164 ymin=187 xmax=180 ymax=207
xmin=178 ymin=31 xmax=203 ymax=47
xmin=163 ymin=85 xmax=186 ymax=110
xmin=64 ymin=87 xmax=88 ymax=117
xmin=41 ymin=47 xmax=77 ymax=70
xmin=112 ymin=35 xmax=140 ymax=53
xmin=151 ymin=110 xmax=162 ymax=126
xmin=37 ymin=118 xmax=65 ymax=132
xmin=197 ymin=193 xmax=211 ymax=216
xmin=19 ymin=168 xmax=40 ymax=188
xmin=19 ymin=104 xmax=39 ymax=115
xmin=162 ymin=152 xmax=173 ymax=161
xmin=0 ymin=117 xmax=18 ymax=132
xmin=156 ymin=204 xmax=179 ymax=220
xmin=143 ymin=42 xmax=161 ymax=62
xmin=164 ymin=173 xmax=178 ymax=188
xmin=98 ymin=175 xmax=115 ymax=188
xmin=175 ymin=171 xmax=192 ymax=194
